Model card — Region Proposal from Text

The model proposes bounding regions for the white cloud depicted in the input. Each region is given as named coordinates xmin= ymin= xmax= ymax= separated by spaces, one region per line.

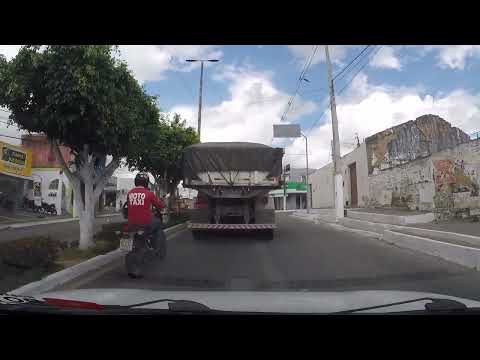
xmin=0 ymin=109 xmax=28 ymax=146
xmin=285 ymin=73 xmax=480 ymax=169
xmin=0 ymin=45 xmax=21 ymax=60
xmin=369 ymin=46 xmax=401 ymax=70
xmin=0 ymin=45 xmax=223 ymax=83
xmin=170 ymin=64 xmax=318 ymax=145
xmin=423 ymin=45 xmax=480 ymax=70
xmin=117 ymin=45 xmax=223 ymax=83
xmin=287 ymin=45 xmax=353 ymax=66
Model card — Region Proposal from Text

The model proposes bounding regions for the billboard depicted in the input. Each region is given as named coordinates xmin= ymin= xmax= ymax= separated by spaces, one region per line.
xmin=0 ymin=141 xmax=33 ymax=177
xmin=273 ymin=124 xmax=301 ymax=138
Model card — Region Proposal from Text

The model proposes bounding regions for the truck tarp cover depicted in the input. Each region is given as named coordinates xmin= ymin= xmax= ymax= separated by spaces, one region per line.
xmin=182 ymin=142 xmax=283 ymax=180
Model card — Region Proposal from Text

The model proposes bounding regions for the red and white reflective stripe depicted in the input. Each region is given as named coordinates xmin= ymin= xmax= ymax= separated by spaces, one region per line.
xmin=188 ymin=223 xmax=276 ymax=230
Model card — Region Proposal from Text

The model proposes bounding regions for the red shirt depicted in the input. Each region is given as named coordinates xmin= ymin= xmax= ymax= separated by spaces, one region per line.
xmin=127 ymin=187 xmax=165 ymax=225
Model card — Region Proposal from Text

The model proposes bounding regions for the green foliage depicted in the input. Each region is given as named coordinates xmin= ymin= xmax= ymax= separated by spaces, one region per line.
xmin=0 ymin=45 xmax=159 ymax=161
xmin=0 ymin=236 xmax=64 ymax=269
xmin=127 ymin=113 xmax=199 ymax=196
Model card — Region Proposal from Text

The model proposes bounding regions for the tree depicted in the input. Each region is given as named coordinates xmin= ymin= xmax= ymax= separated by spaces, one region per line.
xmin=127 ymin=113 xmax=199 ymax=210
xmin=0 ymin=46 xmax=159 ymax=249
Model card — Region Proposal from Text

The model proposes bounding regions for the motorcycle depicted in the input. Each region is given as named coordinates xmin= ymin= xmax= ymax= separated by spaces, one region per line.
xmin=41 ymin=201 xmax=57 ymax=215
xmin=119 ymin=207 xmax=166 ymax=279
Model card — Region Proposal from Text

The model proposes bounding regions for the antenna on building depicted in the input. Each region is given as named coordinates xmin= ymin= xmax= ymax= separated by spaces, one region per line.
xmin=355 ymin=132 xmax=360 ymax=147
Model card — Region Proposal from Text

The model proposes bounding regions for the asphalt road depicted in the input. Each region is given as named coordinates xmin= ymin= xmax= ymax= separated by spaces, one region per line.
xmin=58 ymin=213 xmax=480 ymax=300
xmin=0 ymin=214 xmax=123 ymax=244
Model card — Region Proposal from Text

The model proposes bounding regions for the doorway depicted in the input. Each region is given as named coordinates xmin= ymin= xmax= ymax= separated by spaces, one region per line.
xmin=349 ymin=162 xmax=358 ymax=208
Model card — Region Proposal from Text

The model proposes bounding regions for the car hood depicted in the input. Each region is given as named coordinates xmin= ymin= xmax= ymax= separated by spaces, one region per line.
xmin=29 ymin=288 xmax=480 ymax=313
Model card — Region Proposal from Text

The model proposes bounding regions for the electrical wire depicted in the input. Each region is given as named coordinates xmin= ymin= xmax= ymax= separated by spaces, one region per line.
xmin=306 ymin=45 xmax=382 ymax=135
xmin=281 ymin=45 xmax=319 ymax=122
xmin=333 ymin=45 xmax=371 ymax=82
xmin=337 ymin=45 xmax=383 ymax=95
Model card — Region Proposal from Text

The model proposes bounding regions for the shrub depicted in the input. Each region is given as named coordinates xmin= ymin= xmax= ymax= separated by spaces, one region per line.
xmin=0 ymin=236 xmax=62 ymax=269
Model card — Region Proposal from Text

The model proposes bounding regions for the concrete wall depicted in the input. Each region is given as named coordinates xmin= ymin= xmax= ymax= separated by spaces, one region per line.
xmin=431 ymin=139 xmax=480 ymax=219
xmin=367 ymin=139 xmax=480 ymax=219
xmin=310 ymin=143 xmax=369 ymax=208
xmin=366 ymin=114 xmax=470 ymax=175
xmin=310 ymin=162 xmax=334 ymax=208
xmin=367 ymin=156 xmax=435 ymax=210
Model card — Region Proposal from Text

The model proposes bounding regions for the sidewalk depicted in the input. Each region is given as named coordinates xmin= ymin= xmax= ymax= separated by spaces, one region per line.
xmin=409 ymin=220 xmax=480 ymax=238
xmin=297 ymin=207 xmax=479 ymax=238
xmin=291 ymin=208 xmax=480 ymax=270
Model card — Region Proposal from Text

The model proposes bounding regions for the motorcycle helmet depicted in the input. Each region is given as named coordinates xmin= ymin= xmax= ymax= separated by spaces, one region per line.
xmin=134 ymin=172 xmax=150 ymax=188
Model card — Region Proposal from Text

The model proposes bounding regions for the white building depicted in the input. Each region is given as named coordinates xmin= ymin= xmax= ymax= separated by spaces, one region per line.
xmin=310 ymin=142 xmax=369 ymax=209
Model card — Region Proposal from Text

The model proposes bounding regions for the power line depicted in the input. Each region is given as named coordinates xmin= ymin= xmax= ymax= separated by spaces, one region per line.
xmin=333 ymin=45 xmax=371 ymax=82
xmin=281 ymin=45 xmax=319 ymax=122
xmin=306 ymin=45 xmax=382 ymax=135
xmin=337 ymin=45 xmax=383 ymax=95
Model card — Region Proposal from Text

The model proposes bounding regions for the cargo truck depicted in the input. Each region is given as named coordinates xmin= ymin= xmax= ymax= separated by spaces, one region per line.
xmin=182 ymin=142 xmax=284 ymax=240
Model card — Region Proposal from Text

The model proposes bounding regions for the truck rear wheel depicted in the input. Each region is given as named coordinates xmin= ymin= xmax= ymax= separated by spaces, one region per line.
xmin=262 ymin=229 xmax=274 ymax=241
xmin=192 ymin=230 xmax=206 ymax=240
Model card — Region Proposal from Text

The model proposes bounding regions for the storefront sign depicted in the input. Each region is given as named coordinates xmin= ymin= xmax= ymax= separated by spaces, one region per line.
xmin=0 ymin=141 xmax=32 ymax=177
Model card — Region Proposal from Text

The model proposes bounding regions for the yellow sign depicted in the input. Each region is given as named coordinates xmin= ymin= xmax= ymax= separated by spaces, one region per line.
xmin=0 ymin=141 xmax=32 ymax=177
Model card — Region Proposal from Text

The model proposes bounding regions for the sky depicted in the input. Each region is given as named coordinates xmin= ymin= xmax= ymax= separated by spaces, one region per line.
xmin=2 ymin=45 xmax=480 ymax=177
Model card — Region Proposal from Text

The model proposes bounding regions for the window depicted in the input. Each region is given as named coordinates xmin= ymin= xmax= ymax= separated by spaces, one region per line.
xmin=49 ymin=179 xmax=59 ymax=190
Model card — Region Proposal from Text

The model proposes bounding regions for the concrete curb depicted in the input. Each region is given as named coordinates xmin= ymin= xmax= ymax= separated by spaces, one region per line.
xmin=9 ymin=222 xmax=187 ymax=296
xmin=383 ymin=230 xmax=480 ymax=270
xmin=322 ymin=221 xmax=382 ymax=239
xmin=389 ymin=225 xmax=480 ymax=247
xmin=292 ymin=210 xmax=480 ymax=270
xmin=0 ymin=213 xmax=122 ymax=231
xmin=347 ymin=210 xmax=435 ymax=225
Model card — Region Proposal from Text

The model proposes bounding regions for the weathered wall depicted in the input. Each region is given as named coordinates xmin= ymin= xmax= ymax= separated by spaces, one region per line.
xmin=311 ymin=143 xmax=369 ymax=208
xmin=366 ymin=114 xmax=470 ymax=175
xmin=368 ymin=139 xmax=480 ymax=219
xmin=431 ymin=140 xmax=480 ymax=219
xmin=367 ymin=156 xmax=435 ymax=211
xmin=311 ymin=162 xmax=334 ymax=208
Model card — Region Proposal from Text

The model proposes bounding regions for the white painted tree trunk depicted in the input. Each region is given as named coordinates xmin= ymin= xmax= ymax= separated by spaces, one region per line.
xmin=78 ymin=173 xmax=95 ymax=249
xmin=52 ymin=142 xmax=119 ymax=250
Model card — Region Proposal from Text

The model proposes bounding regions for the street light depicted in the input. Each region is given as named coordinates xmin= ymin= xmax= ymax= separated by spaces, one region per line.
xmin=273 ymin=124 xmax=311 ymax=213
xmin=186 ymin=59 xmax=220 ymax=141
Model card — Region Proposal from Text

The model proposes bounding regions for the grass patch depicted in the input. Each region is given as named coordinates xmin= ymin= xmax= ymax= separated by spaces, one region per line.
xmin=0 ymin=230 xmax=120 ymax=293
xmin=57 ymin=239 xmax=118 ymax=265
xmin=0 ymin=216 xmax=189 ymax=293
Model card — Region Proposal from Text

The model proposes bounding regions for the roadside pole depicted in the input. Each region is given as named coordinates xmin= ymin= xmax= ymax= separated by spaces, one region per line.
xmin=325 ymin=45 xmax=344 ymax=219
xmin=301 ymin=132 xmax=310 ymax=213
xmin=197 ymin=61 xmax=204 ymax=141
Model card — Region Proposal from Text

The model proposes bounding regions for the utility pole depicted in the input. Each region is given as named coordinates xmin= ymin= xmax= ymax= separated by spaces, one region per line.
xmin=325 ymin=45 xmax=344 ymax=219
xmin=186 ymin=58 xmax=220 ymax=141
xmin=197 ymin=61 xmax=204 ymax=140
xmin=301 ymin=133 xmax=310 ymax=213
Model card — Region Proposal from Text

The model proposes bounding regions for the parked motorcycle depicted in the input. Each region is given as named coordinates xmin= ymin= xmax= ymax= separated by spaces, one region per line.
xmin=37 ymin=200 xmax=57 ymax=215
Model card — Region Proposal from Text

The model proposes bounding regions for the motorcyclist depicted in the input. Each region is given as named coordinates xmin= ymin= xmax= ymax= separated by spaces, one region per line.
xmin=125 ymin=172 xmax=166 ymax=255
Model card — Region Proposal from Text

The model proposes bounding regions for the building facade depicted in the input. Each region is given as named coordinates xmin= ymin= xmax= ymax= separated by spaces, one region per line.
xmin=310 ymin=142 xmax=369 ymax=209
xmin=0 ymin=140 xmax=33 ymax=214
xmin=310 ymin=114 xmax=480 ymax=219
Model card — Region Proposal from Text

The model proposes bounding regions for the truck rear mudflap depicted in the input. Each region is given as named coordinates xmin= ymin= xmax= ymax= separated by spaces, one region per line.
xmin=188 ymin=223 xmax=276 ymax=230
